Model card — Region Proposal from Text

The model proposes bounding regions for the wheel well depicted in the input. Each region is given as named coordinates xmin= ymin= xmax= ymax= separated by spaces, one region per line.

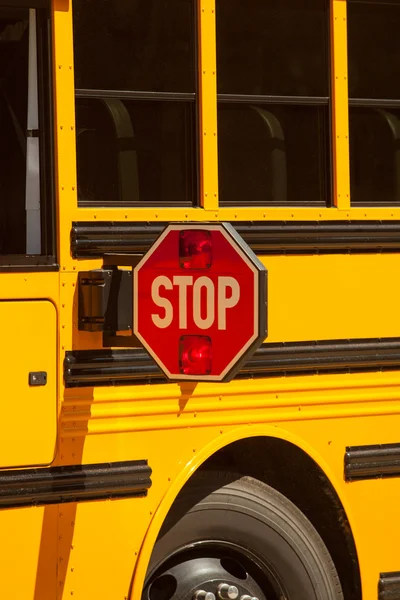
xmin=190 ymin=436 xmax=361 ymax=600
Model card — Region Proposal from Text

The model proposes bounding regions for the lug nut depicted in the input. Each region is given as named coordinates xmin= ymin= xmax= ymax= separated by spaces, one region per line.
xmin=193 ymin=591 xmax=216 ymax=600
xmin=218 ymin=584 xmax=239 ymax=600
xmin=239 ymin=596 xmax=256 ymax=600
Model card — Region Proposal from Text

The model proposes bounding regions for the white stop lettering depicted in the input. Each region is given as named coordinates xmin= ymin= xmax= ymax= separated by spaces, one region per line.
xmin=151 ymin=275 xmax=240 ymax=330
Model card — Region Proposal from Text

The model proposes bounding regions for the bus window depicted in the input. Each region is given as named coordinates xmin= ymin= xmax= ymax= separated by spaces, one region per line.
xmin=0 ymin=6 xmax=52 ymax=258
xmin=216 ymin=0 xmax=330 ymax=207
xmin=348 ymin=0 xmax=400 ymax=205
xmin=73 ymin=0 xmax=197 ymax=207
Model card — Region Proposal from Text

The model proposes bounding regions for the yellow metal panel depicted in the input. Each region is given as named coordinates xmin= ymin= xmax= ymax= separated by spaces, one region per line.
xmin=0 ymin=273 xmax=58 ymax=302
xmin=62 ymin=369 xmax=400 ymax=437
xmin=54 ymin=368 xmax=400 ymax=600
xmin=264 ymin=253 xmax=400 ymax=342
xmin=331 ymin=0 xmax=350 ymax=209
xmin=0 ymin=506 xmax=57 ymax=600
xmin=71 ymin=205 xmax=400 ymax=222
xmin=199 ymin=0 xmax=219 ymax=209
xmin=53 ymin=0 xmax=78 ymax=271
xmin=0 ymin=300 xmax=57 ymax=467
xmin=286 ymin=415 xmax=400 ymax=600
xmin=57 ymin=500 xmax=152 ymax=599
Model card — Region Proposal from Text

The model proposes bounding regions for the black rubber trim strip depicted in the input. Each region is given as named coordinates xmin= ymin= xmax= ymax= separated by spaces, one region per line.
xmin=64 ymin=337 xmax=400 ymax=388
xmin=345 ymin=444 xmax=400 ymax=481
xmin=218 ymin=93 xmax=329 ymax=106
xmin=76 ymin=89 xmax=196 ymax=102
xmin=0 ymin=460 xmax=151 ymax=508
xmin=0 ymin=264 xmax=59 ymax=273
xmin=350 ymin=97 xmax=400 ymax=108
xmin=379 ymin=572 xmax=400 ymax=600
xmin=71 ymin=221 xmax=400 ymax=258
xmin=0 ymin=255 xmax=58 ymax=272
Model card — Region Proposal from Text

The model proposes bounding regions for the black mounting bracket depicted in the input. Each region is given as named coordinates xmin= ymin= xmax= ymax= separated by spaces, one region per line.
xmin=78 ymin=267 xmax=133 ymax=334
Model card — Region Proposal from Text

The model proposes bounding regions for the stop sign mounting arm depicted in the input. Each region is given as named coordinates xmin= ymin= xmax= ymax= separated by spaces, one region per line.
xmin=77 ymin=253 xmax=142 ymax=346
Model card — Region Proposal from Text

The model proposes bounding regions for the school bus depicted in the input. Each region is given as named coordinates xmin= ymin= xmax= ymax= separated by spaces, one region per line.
xmin=2 ymin=0 xmax=400 ymax=598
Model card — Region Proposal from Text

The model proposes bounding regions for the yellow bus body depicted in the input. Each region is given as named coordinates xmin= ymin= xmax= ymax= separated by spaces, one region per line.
xmin=0 ymin=0 xmax=399 ymax=599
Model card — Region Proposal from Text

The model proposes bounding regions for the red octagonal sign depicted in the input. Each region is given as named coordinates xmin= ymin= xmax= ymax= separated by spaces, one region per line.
xmin=134 ymin=223 xmax=267 ymax=382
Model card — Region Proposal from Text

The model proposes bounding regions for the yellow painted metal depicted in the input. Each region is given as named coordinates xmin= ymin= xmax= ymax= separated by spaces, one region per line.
xmin=71 ymin=204 xmax=400 ymax=222
xmin=52 ymin=0 xmax=79 ymax=272
xmin=331 ymin=0 xmax=350 ymax=209
xmin=0 ymin=273 xmax=58 ymax=302
xmin=265 ymin=253 xmax=400 ymax=342
xmin=1 ymin=0 xmax=400 ymax=599
xmin=0 ymin=505 xmax=58 ymax=600
xmin=0 ymin=301 xmax=57 ymax=467
xmin=198 ymin=0 xmax=219 ymax=209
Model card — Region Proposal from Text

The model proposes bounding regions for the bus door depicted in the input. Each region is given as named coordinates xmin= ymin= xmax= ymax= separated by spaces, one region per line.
xmin=0 ymin=0 xmax=57 ymax=469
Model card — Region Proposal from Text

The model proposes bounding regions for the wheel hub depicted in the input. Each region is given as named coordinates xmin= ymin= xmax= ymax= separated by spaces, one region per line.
xmin=144 ymin=543 xmax=276 ymax=600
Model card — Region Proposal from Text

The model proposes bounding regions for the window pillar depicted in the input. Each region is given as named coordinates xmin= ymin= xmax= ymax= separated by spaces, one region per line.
xmin=331 ymin=0 xmax=350 ymax=209
xmin=199 ymin=0 xmax=218 ymax=210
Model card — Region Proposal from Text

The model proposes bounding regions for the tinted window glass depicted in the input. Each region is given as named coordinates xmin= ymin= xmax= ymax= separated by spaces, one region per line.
xmin=76 ymin=98 xmax=195 ymax=205
xmin=73 ymin=0 xmax=198 ymax=206
xmin=0 ymin=10 xmax=28 ymax=254
xmin=0 ymin=8 xmax=52 ymax=256
xmin=216 ymin=0 xmax=329 ymax=97
xmin=216 ymin=0 xmax=330 ymax=207
xmin=350 ymin=107 xmax=400 ymax=204
xmin=348 ymin=1 xmax=400 ymax=205
xmin=218 ymin=104 xmax=328 ymax=205
xmin=348 ymin=0 xmax=400 ymax=99
xmin=73 ymin=0 xmax=195 ymax=93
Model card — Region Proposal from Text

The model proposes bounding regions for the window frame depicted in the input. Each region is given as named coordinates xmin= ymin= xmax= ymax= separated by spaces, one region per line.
xmin=347 ymin=0 xmax=400 ymax=207
xmin=215 ymin=0 xmax=332 ymax=208
xmin=73 ymin=0 xmax=200 ymax=209
xmin=66 ymin=0 xmax=400 ymax=221
xmin=0 ymin=0 xmax=56 ymax=270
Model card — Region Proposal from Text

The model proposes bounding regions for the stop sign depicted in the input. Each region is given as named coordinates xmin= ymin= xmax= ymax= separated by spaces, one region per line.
xmin=133 ymin=223 xmax=267 ymax=382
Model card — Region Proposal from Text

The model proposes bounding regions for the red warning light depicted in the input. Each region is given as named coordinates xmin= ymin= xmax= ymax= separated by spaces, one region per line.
xmin=179 ymin=230 xmax=212 ymax=270
xmin=179 ymin=335 xmax=212 ymax=375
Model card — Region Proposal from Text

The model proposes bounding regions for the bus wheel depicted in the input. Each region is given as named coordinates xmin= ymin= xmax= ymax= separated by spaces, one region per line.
xmin=142 ymin=472 xmax=343 ymax=600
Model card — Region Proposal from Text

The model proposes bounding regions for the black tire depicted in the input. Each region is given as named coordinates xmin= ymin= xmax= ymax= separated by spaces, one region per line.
xmin=143 ymin=471 xmax=343 ymax=600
